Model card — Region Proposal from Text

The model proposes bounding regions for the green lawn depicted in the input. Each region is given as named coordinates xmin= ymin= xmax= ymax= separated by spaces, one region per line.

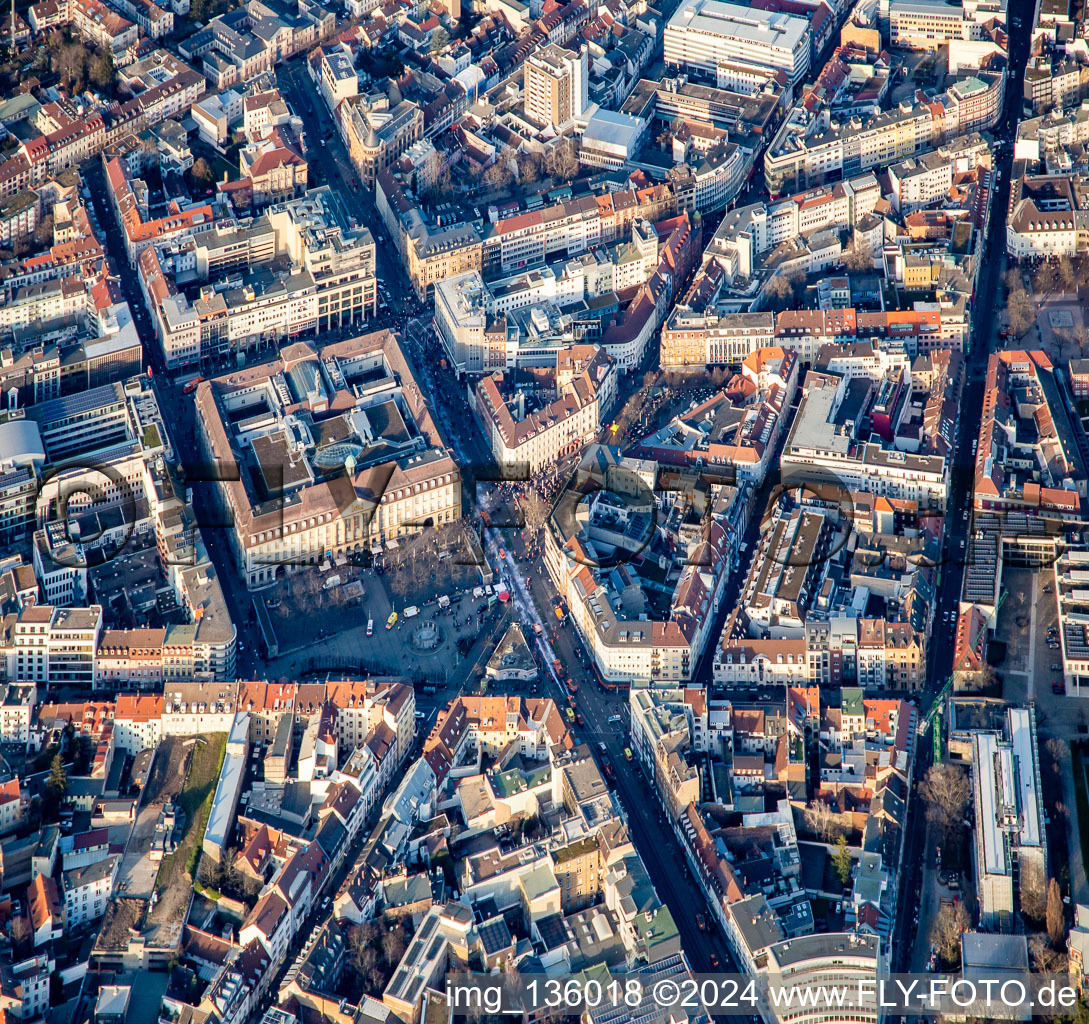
xmin=154 ymin=733 xmax=227 ymax=891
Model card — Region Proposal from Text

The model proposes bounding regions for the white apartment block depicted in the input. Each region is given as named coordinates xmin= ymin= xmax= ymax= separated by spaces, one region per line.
xmin=665 ymin=0 xmax=812 ymax=85
xmin=888 ymin=151 xmax=954 ymax=213
xmin=0 ymin=685 xmax=35 ymax=746
xmin=764 ymin=934 xmax=882 ymax=1024
xmin=64 ymin=855 xmax=119 ymax=928
xmin=888 ymin=0 xmax=1004 ymax=48
xmin=6 ymin=605 xmax=102 ymax=687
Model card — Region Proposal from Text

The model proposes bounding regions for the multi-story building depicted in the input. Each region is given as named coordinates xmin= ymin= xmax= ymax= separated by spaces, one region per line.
xmin=0 ymin=191 xmax=39 ymax=249
xmin=2 ymin=605 xmax=103 ymax=687
xmin=764 ymin=76 xmax=1003 ymax=194
xmin=319 ymin=50 xmax=359 ymax=111
xmin=63 ymin=855 xmax=119 ymax=928
xmin=194 ymin=331 xmax=460 ymax=589
xmin=664 ymin=0 xmax=812 ymax=86
xmin=0 ymin=685 xmax=36 ymax=747
xmin=764 ymin=934 xmax=882 ymax=1024
xmin=471 ymin=346 xmax=618 ymax=474
xmin=973 ymin=349 xmax=1085 ymax=516
xmin=28 ymin=0 xmax=139 ymax=52
xmin=971 ymin=706 xmax=1046 ymax=932
xmin=106 ymin=158 xmax=218 ymax=267
xmin=140 ymin=187 xmax=377 ymax=368
xmin=523 ymin=44 xmax=588 ymax=129
xmin=180 ymin=0 xmax=335 ymax=90
xmin=342 ymin=90 xmax=424 ymax=187
xmin=1006 ymin=172 xmax=1089 ymax=260
xmin=888 ymin=0 xmax=968 ymax=47
xmin=546 ymin=448 xmax=750 ymax=685
xmin=630 ymin=347 xmax=798 ymax=483
xmin=888 ymin=151 xmax=955 ymax=213
xmin=781 ymin=370 xmax=948 ymax=509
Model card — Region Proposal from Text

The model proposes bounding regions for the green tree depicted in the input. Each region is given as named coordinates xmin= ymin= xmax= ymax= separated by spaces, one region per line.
xmin=1048 ymin=877 xmax=1067 ymax=948
xmin=89 ymin=50 xmax=114 ymax=90
xmin=832 ymin=834 xmax=852 ymax=887
xmin=47 ymin=752 xmax=68 ymax=796
xmin=429 ymin=25 xmax=449 ymax=52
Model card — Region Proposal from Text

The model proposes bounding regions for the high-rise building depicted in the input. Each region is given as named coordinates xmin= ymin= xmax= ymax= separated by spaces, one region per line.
xmin=523 ymin=44 xmax=588 ymax=129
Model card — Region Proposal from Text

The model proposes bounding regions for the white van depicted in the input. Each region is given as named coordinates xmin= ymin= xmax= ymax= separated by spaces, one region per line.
xmin=404 ymin=605 xmax=420 ymax=619
xmin=366 ymin=619 xmax=374 ymax=636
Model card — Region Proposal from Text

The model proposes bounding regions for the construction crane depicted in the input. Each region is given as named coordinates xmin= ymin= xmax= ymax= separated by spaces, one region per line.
xmin=917 ymin=588 xmax=1007 ymax=758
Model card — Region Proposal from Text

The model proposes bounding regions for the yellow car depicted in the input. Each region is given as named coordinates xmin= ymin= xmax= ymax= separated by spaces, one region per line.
xmin=624 ymin=747 xmax=633 ymax=761
xmin=565 ymin=707 xmax=575 ymax=722
xmin=386 ymin=612 xmax=398 ymax=629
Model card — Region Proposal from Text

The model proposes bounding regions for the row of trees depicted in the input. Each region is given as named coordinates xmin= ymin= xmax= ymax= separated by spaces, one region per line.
xmin=421 ymin=140 xmax=581 ymax=202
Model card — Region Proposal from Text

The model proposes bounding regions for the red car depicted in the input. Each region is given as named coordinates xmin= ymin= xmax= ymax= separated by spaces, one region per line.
xmin=1053 ymin=681 xmax=1066 ymax=694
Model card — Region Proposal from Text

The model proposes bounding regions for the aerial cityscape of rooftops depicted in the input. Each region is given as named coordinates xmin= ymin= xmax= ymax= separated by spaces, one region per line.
xmin=3 ymin=0 xmax=1089 ymax=1012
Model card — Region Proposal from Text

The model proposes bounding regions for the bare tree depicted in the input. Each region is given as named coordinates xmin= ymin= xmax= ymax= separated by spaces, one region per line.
xmin=356 ymin=943 xmax=378 ymax=976
xmin=1035 ymin=261 xmax=1059 ymax=296
xmin=381 ymin=924 xmax=407 ymax=966
xmin=1008 ymin=289 xmax=1036 ymax=337
xmin=191 ymin=157 xmax=215 ymax=184
xmin=1059 ymin=255 xmax=1077 ymax=294
xmin=842 ymin=232 xmax=873 ymax=271
xmin=764 ymin=274 xmax=794 ymax=311
xmin=1030 ymin=933 xmax=1068 ymax=973
xmin=521 ymin=491 xmax=550 ymax=547
xmin=802 ymin=800 xmax=846 ymax=842
xmin=56 ymin=43 xmax=84 ymax=91
xmin=1020 ymin=856 xmax=1047 ymax=925
xmin=517 ymin=151 xmax=543 ymax=183
xmin=546 ymin=139 xmax=579 ymax=181
xmin=423 ymin=167 xmax=455 ymax=202
xmin=920 ymin=762 xmax=971 ymax=844
xmin=930 ymin=900 xmax=970 ymax=967
xmin=10 ymin=916 xmax=30 ymax=947
xmin=482 ymin=160 xmax=513 ymax=191
xmin=1075 ymin=324 xmax=1089 ymax=357
xmin=1047 ymin=877 xmax=1066 ymax=948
